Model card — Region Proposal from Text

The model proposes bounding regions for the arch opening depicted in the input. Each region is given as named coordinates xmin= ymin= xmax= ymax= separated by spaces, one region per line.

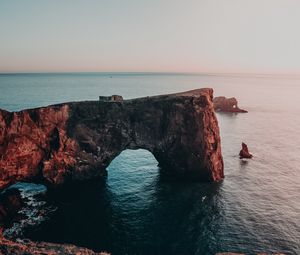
xmin=106 ymin=149 xmax=160 ymax=194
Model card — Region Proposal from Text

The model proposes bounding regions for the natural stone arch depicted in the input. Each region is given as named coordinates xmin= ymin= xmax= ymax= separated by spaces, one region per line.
xmin=0 ymin=89 xmax=224 ymax=189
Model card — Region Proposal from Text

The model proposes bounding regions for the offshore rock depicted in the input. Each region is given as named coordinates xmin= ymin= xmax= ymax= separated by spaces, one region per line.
xmin=239 ymin=142 xmax=253 ymax=159
xmin=0 ymin=88 xmax=224 ymax=189
xmin=0 ymin=238 xmax=109 ymax=255
xmin=213 ymin=96 xmax=247 ymax=113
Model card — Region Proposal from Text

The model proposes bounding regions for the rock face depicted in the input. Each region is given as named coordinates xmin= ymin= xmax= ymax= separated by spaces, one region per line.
xmin=213 ymin=96 xmax=247 ymax=113
xmin=239 ymin=142 xmax=253 ymax=159
xmin=0 ymin=88 xmax=224 ymax=189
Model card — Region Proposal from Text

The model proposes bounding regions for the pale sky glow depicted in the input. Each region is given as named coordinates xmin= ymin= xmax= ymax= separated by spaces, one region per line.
xmin=1 ymin=0 xmax=300 ymax=73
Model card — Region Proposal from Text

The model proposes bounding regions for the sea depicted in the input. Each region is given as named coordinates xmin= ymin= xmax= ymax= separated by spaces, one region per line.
xmin=0 ymin=72 xmax=299 ymax=255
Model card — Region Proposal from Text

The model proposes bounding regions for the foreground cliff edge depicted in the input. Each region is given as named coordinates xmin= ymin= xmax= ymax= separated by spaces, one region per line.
xmin=0 ymin=238 xmax=110 ymax=255
xmin=0 ymin=88 xmax=224 ymax=189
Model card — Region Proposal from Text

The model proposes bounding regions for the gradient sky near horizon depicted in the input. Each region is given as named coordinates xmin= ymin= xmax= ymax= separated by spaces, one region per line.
xmin=1 ymin=0 xmax=300 ymax=73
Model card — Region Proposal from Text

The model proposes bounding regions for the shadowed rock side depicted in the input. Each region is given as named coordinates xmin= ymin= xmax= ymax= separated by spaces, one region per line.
xmin=213 ymin=96 xmax=247 ymax=113
xmin=0 ymin=88 xmax=224 ymax=189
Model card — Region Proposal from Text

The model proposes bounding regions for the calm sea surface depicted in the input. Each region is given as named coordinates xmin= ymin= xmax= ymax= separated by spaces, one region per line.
xmin=0 ymin=73 xmax=299 ymax=255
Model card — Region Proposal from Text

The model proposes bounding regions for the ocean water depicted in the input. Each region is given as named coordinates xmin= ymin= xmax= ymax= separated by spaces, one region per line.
xmin=0 ymin=73 xmax=299 ymax=255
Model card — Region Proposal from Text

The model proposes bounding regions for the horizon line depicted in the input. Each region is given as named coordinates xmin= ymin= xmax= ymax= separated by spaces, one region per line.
xmin=1 ymin=71 xmax=300 ymax=78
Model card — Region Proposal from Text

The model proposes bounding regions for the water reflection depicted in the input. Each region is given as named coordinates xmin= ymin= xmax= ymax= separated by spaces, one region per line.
xmin=239 ymin=159 xmax=249 ymax=169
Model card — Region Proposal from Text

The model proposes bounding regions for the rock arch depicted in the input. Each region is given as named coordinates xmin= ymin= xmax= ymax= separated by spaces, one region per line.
xmin=0 ymin=89 xmax=224 ymax=189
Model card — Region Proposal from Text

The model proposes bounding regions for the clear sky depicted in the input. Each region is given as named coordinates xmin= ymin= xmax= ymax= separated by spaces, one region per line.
xmin=1 ymin=0 xmax=300 ymax=74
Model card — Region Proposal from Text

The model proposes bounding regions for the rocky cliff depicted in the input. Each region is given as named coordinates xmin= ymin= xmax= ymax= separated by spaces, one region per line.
xmin=0 ymin=88 xmax=224 ymax=189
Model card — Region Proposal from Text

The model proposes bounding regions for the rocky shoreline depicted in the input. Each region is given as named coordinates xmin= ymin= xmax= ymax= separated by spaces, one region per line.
xmin=0 ymin=237 xmax=110 ymax=255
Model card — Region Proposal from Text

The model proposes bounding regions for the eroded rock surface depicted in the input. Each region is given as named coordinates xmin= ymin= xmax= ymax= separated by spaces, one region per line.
xmin=0 ymin=88 xmax=224 ymax=189
xmin=213 ymin=96 xmax=247 ymax=113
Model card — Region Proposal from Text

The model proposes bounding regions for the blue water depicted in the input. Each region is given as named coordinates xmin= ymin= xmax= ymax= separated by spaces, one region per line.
xmin=0 ymin=73 xmax=299 ymax=255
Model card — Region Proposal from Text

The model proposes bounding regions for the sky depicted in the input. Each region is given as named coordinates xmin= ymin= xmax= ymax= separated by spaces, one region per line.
xmin=1 ymin=0 xmax=300 ymax=74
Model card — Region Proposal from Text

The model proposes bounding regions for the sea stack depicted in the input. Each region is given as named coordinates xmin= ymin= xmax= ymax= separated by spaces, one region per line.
xmin=239 ymin=142 xmax=253 ymax=159
xmin=213 ymin=96 xmax=247 ymax=113
xmin=0 ymin=88 xmax=224 ymax=189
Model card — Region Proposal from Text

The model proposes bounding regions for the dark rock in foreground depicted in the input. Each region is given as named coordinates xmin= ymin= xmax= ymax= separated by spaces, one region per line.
xmin=213 ymin=96 xmax=247 ymax=113
xmin=0 ymin=240 xmax=287 ymax=255
xmin=239 ymin=142 xmax=253 ymax=159
xmin=0 ymin=88 xmax=224 ymax=189
xmin=0 ymin=238 xmax=109 ymax=255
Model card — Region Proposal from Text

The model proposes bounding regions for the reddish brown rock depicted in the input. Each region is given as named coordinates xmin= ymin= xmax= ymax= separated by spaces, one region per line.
xmin=0 ymin=105 xmax=78 ymax=189
xmin=0 ymin=88 xmax=224 ymax=189
xmin=213 ymin=96 xmax=247 ymax=113
xmin=239 ymin=142 xmax=253 ymax=159
xmin=0 ymin=237 xmax=109 ymax=255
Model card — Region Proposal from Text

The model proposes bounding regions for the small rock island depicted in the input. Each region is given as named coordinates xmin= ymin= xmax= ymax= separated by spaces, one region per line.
xmin=239 ymin=142 xmax=253 ymax=159
xmin=0 ymin=88 xmax=224 ymax=190
xmin=213 ymin=96 xmax=247 ymax=113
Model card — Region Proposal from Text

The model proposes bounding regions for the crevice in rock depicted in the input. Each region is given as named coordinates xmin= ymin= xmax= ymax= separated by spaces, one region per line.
xmin=49 ymin=128 xmax=60 ymax=152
